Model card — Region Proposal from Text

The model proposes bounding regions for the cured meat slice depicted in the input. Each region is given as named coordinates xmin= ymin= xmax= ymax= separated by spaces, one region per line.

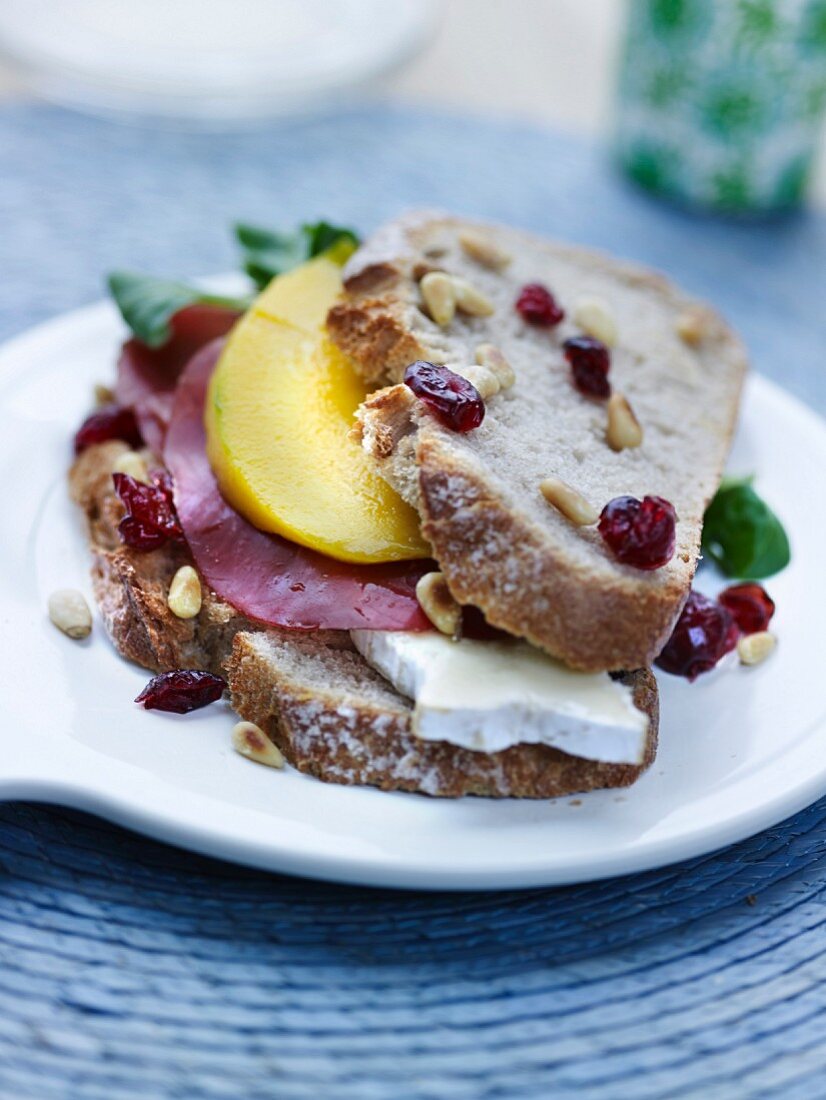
xmin=116 ymin=305 xmax=241 ymax=454
xmin=164 ymin=340 xmax=432 ymax=632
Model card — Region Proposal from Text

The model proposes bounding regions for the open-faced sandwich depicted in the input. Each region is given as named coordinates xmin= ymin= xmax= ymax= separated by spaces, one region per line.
xmin=60 ymin=212 xmax=788 ymax=797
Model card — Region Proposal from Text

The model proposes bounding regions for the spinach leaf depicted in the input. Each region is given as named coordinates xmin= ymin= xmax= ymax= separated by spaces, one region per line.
xmin=109 ymin=219 xmax=359 ymax=345
xmin=303 ymin=221 xmax=360 ymax=260
xmin=702 ymin=476 xmax=790 ymax=579
xmin=235 ymin=220 xmax=359 ymax=289
xmin=108 ymin=272 xmax=251 ymax=348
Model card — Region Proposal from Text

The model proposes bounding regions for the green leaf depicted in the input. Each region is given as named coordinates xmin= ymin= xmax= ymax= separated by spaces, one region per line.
xmin=702 ymin=478 xmax=790 ymax=579
xmin=108 ymin=271 xmax=250 ymax=348
xmin=233 ymin=226 xmax=307 ymax=290
xmin=234 ymin=220 xmax=360 ymax=290
xmin=303 ymin=221 xmax=359 ymax=259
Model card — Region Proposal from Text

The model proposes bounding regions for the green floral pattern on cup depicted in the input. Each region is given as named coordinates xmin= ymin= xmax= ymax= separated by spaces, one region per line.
xmin=615 ymin=0 xmax=826 ymax=213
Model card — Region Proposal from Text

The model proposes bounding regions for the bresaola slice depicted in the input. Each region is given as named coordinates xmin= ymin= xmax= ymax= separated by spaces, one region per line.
xmin=116 ymin=305 xmax=241 ymax=454
xmin=164 ymin=339 xmax=432 ymax=632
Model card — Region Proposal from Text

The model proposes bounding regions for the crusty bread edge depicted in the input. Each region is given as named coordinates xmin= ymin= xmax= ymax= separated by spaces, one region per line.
xmin=227 ymin=632 xmax=659 ymax=799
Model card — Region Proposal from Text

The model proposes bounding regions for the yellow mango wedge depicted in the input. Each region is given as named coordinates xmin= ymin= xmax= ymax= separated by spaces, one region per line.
xmin=205 ymin=255 xmax=429 ymax=564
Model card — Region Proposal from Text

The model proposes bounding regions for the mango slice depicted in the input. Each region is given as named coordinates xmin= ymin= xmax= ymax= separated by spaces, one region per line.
xmin=205 ymin=256 xmax=428 ymax=564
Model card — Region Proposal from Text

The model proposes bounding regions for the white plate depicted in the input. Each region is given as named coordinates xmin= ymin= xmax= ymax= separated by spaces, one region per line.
xmin=1 ymin=299 xmax=824 ymax=891
xmin=0 ymin=0 xmax=441 ymax=122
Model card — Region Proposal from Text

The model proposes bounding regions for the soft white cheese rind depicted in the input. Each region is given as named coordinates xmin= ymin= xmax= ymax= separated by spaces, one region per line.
xmin=350 ymin=631 xmax=648 ymax=765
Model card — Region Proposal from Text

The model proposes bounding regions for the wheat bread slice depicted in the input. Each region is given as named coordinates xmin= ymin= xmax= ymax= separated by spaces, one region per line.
xmin=226 ymin=631 xmax=658 ymax=798
xmin=332 ymin=212 xmax=747 ymax=671
xmin=70 ymin=440 xmax=658 ymax=797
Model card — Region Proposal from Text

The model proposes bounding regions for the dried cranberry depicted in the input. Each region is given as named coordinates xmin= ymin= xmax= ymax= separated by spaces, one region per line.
xmin=599 ymin=495 xmax=676 ymax=570
xmin=563 ymin=336 xmax=611 ymax=398
xmin=515 ymin=283 xmax=565 ymax=326
xmin=656 ymin=590 xmax=738 ymax=681
xmin=718 ymin=583 xmax=775 ymax=634
xmin=135 ymin=669 xmax=226 ymax=713
xmin=74 ymin=404 xmax=142 ymax=454
xmin=113 ymin=470 xmax=183 ymax=551
xmin=403 ymin=360 xmax=485 ymax=433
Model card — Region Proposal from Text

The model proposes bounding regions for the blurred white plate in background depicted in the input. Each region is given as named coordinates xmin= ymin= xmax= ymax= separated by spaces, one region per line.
xmin=0 ymin=0 xmax=441 ymax=121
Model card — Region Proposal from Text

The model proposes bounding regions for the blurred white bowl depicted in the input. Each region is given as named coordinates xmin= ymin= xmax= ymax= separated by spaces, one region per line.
xmin=0 ymin=0 xmax=441 ymax=122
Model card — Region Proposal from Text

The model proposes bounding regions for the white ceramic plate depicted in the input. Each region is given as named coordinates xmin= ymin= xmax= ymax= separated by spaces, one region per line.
xmin=1 ymin=299 xmax=825 ymax=891
xmin=0 ymin=0 xmax=441 ymax=122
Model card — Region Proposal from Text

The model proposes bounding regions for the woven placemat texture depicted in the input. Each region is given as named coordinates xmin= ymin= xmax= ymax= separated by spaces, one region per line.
xmin=0 ymin=104 xmax=824 ymax=1099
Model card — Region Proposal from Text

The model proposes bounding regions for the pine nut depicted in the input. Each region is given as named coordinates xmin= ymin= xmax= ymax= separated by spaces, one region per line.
xmin=606 ymin=393 xmax=643 ymax=451
xmin=573 ymin=296 xmax=617 ymax=347
xmin=112 ymin=450 xmax=150 ymax=484
xmin=452 ymin=277 xmax=495 ymax=317
xmin=420 ymin=271 xmax=456 ymax=327
xmin=476 ymin=343 xmax=515 ymax=389
xmin=539 ymin=478 xmax=599 ymax=526
xmin=48 ymin=588 xmax=92 ymax=639
xmin=738 ymin=632 xmax=776 ymax=666
xmin=231 ymin=721 xmax=285 ymax=768
xmin=94 ymin=383 xmax=115 ymax=406
xmin=459 ymin=364 xmax=500 ymax=399
xmin=675 ymin=305 xmax=711 ymax=345
xmin=416 ymin=571 xmax=462 ymax=636
xmin=458 ymin=229 xmax=511 ymax=270
xmin=167 ymin=565 xmax=202 ymax=620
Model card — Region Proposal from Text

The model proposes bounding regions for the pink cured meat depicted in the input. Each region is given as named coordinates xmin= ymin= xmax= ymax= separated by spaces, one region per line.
xmin=164 ymin=339 xmax=432 ymax=632
xmin=116 ymin=305 xmax=241 ymax=454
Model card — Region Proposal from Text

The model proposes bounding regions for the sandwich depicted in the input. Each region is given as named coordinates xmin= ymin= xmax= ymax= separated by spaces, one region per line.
xmin=64 ymin=211 xmax=776 ymax=799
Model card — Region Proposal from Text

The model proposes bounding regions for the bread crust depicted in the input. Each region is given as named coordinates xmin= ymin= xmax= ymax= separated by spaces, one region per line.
xmin=227 ymin=632 xmax=659 ymax=799
xmin=415 ymin=435 xmax=688 ymax=671
xmin=337 ymin=213 xmax=747 ymax=670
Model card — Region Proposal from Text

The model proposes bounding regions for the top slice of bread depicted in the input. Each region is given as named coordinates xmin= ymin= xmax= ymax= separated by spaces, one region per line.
xmin=330 ymin=212 xmax=747 ymax=671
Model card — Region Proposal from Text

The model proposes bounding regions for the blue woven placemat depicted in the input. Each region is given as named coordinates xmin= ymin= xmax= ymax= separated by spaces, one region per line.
xmin=1 ymin=103 xmax=825 ymax=1099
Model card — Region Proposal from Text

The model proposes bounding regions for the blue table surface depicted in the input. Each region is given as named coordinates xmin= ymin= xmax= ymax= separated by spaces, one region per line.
xmin=0 ymin=103 xmax=825 ymax=1100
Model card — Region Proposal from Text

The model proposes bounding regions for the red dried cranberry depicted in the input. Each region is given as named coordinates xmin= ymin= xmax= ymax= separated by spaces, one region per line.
xmin=113 ymin=470 xmax=183 ymax=551
xmin=74 ymin=404 xmax=142 ymax=454
xmin=563 ymin=336 xmax=611 ymax=398
xmin=515 ymin=283 xmax=565 ymax=326
xmin=718 ymin=583 xmax=775 ymax=634
xmin=656 ymin=590 xmax=738 ymax=681
xmin=599 ymin=495 xmax=676 ymax=570
xmin=403 ymin=360 xmax=485 ymax=433
xmin=135 ymin=669 xmax=226 ymax=713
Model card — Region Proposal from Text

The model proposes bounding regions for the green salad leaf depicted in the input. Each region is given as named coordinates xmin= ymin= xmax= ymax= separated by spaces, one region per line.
xmin=108 ymin=219 xmax=360 ymax=346
xmin=702 ymin=475 xmax=790 ymax=579
xmin=108 ymin=272 xmax=250 ymax=348
xmin=235 ymin=220 xmax=360 ymax=289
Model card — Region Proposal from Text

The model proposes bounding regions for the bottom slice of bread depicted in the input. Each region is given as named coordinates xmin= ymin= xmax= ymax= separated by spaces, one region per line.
xmin=227 ymin=632 xmax=659 ymax=799
xmin=72 ymin=440 xmax=659 ymax=799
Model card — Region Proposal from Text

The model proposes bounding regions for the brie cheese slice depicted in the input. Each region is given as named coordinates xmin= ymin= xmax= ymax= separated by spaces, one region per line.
xmin=350 ymin=630 xmax=648 ymax=765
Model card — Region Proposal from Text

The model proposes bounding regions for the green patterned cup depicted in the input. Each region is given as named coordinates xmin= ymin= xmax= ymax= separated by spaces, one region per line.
xmin=614 ymin=0 xmax=826 ymax=213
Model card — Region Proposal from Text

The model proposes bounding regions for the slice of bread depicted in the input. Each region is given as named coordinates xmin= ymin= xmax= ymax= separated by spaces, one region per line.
xmin=333 ymin=212 xmax=747 ymax=671
xmin=226 ymin=632 xmax=658 ymax=798
xmin=70 ymin=440 xmax=658 ymax=797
